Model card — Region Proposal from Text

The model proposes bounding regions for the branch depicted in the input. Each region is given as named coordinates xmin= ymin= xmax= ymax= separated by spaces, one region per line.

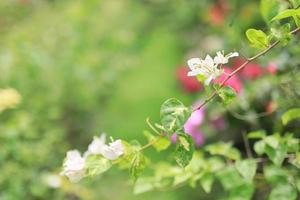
xmin=140 ymin=27 xmax=300 ymax=151
xmin=193 ymin=27 xmax=300 ymax=112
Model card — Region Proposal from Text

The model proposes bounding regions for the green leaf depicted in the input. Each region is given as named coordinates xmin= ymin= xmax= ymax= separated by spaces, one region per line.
xmin=160 ymin=98 xmax=191 ymax=133
xmin=235 ymin=159 xmax=257 ymax=183
xmin=85 ymin=155 xmax=112 ymax=177
xmin=290 ymin=152 xmax=300 ymax=169
xmin=133 ymin=177 xmax=155 ymax=194
xmin=200 ymin=173 xmax=214 ymax=193
xmin=130 ymin=151 xmax=146 ymax=181
xmin=217 ymin=86 xmax=236 ymax=106
xmin=265 ymin=144 xmax=287 ymax=166
xmin=228 ymin=184 xmax=255 ymax=200
xmin=143 ymin=131 xmax=170 ymax=151
xmin=254 ymin=140 xmax=266 ymax=155
xmin=246 ymin=29 xmax=269 ymax=49
xmin=174 ymin=132 xmax=195 ymax=168
xmin=217 ymin=167 xmax=244 ymax=190
xmin=260 ymin=0 xmax=279 ymax=24
xmin=264 ymin=165 xmax=289 ymax=185
xmin=270 ymin=23 xmax=292 ymax=46
xmin=290 ymin=0 xmax=300 ymax=8
xmin=248 ymin=130 xmax=266 ymax=139
xmin=282 ymin=108 xmax=300 ymax=125
xmin=272 ymin=8 xmax=300 ymax=21
xmin=205 ymin=141 xmax=241 ymax=160
xmin=268 ymin=184 xmax=297 ymax=200
xmin=264 ymin=135 xmax=280 ymax=149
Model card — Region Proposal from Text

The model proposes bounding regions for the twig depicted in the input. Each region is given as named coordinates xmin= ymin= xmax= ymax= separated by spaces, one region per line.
xmin=242 ymin=131 xmax=253 ymax=158
xmin=139 ymin=27 xmax=300 ymax=151
xmin=193 ymin=27 xmax=300 ymax=112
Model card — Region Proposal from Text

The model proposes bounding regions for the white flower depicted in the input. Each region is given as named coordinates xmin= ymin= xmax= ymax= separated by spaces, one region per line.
xmin=102 ymin=140 xmax=124 ymax=160
xmin=60 ymin=150 xmax=85 ymax=182
xmin=43 ymin=174 xmax=62 ymax=188
xmin=187 ymin=55 xmax=223 ymax=85
xmin=87 ymin=134 xmax=106 ymax=155
xmin=214 ymin=51 xmax=239 ymax=65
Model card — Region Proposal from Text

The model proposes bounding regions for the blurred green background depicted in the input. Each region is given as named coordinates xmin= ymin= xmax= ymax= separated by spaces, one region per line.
xmin=0 ymin=0 xmax=299 ymax=199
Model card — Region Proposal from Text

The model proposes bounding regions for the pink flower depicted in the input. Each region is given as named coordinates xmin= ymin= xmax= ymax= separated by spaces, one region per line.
xmin=176 ymin=67 xmax=203 ymax=93
xmin=171 ymin=107 xmax=205 ymax=147
xmin=233 ymin=58 xmax=264 ymax=80
xmin=213 ymin=67 xmax=243 ymax=94
xmin=266 ymin=63 xmax=277 ymax=75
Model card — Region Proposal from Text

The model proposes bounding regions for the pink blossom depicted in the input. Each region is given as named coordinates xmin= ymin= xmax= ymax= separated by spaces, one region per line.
xmin=213 ymin=67 xmax=243 ymax=94
xmin=266 ymin=63 xmax=277 ymax=75
xmin=233 ymin=58 xmax=264 ymax=80
xmin=171 ymin=107 xmax=205 ymax=147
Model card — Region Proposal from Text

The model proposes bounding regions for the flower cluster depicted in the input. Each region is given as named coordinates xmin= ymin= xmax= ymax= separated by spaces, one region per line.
xmin=60 ymin=134 xmax=124 ymax=182
xmin=187 ymin=51 xmax=239 ymax=85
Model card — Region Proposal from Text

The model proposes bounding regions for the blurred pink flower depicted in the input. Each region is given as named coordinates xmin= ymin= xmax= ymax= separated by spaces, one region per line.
xmin=266 ymin=63 xmax=277 ymax=75
xmin=210 ymin=116 xmax=227 ymax=131
xmin=171 ymin=107 xmax=205 ymax=147
xmin=209 ymin=0 xmax=229 ymax=26
xmin=213 ymin=67 xmax=243 ymax=94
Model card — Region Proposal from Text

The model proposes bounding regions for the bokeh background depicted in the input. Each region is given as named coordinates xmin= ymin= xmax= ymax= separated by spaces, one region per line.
xmin=0 ymin=0 xmax=299 ymax=199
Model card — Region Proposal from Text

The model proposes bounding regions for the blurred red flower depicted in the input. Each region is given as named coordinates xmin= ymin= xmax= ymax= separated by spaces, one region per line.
xmin=233 ymin=58 xmax=264 ymax=80
xmin=209 ymin=0 xmax=229 ymax=26
xmin=266 ymin=63 xmax=277 ymax=75
xmin=176 ymin=67 xmax=203 ymax=93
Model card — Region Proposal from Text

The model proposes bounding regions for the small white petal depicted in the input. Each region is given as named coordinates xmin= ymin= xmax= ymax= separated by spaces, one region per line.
xmin=228 ymin=52 xmax=239 ymax=58
xmin=187 ymin=69 xmax=205 ymax=76
xmin=102 ymin=140 xmax=124 ymax=160
xmin=187 ymin=58 xmax=201 ymax=70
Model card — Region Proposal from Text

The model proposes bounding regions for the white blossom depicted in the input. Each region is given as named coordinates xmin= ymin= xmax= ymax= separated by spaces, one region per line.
xmin=187 ymin=55 xmax=222 ymax=85
xmin=87 ymin=134 xmax=106 ymax=155
xmin=43 ymin=174 xmax=62 ymax=188
xmin=102 ymin=140 xmax=124 ymax=160
xmin=214 ymin=51 xmax=239 ymax=65
xmin=60 ymin=150 xmax=85 ymax=182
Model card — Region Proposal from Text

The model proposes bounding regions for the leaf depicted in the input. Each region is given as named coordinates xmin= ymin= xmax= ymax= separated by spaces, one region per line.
xmin=254 ymin=140 xmax=266 ymax=155
xmin=174 ymin=132 xmax=195 ymax=168
xmin=200 ymin=173 xmax=214 ymax=193
xmin=246 ymin=29 xmax=269 ymax=49
xmin=265 ymin=144 xmax=287 ymax=166
xmin=264 ymin=165 xmax=289 ymax=185
xmin=130 ymin=151 xmax=146 ymax=181
xmin=205 ymin=142 xmax=241 ymax=160
xmin=248 ymin=130 xmax=266 ymax=139
xmin=133 ymin=177 xmax=155 ymax=194
xmin=270 ymin=23 xmax=292 ymax=46
xmin=235 ymin=159 xmax=257 ymax=183
xmin=290 ymin=152 xmax=300 ymax=169
xmin=264 ymin=135 xmax=280 ymax=149
xmin=217 ymin=86 xmax=236 ymax=106
xmin=85 ymin=155 xmax=112 ymax=177
xmin=217 ymin=167 xmax=244 ymax=190
xmin=272 ymin=8 xmax=300 ymax=21
xmin=290 ymin=0 xmax=300 ymax=8
xmin=260 ymin=0 xmax=279 ymax=24
xmin=228 ymin=184 xmax=255 ymax=200
xmin=282 ymin=108 xmax=300 ymax=125
xmin=268 ymin=184 xmax=297 ymax=200
xmin=143 ymin=131 xmax=170 ymax=151
xmin=160 ymin=98 xmax=191 ymax=133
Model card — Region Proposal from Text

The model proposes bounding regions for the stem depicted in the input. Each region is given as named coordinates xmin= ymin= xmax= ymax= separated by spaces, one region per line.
xmin=242 ymin=131 xmax=253 ymax=158
xmin=193 ymin=27 xmax=300 ymax=112
xmin=139 ymin=27 xmax=300 ymax=151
